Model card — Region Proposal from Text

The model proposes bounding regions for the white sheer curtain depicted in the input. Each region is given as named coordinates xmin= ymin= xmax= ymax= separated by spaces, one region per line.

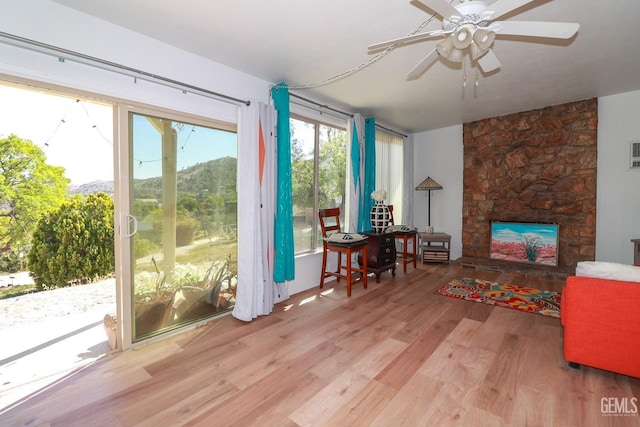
xmin=402 ymin=136 xmax=414 ymax=226
xmin=233 ymin=102 xmax=288 ymax=322
xmin=347 ymin=114 xmax=365 ymax=233
xmin=375 ymin=129 xmax=405 ymax=221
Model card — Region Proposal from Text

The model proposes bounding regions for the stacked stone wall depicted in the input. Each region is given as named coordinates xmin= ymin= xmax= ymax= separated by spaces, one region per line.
xmin=462 ymin=98 xmax=597 ymax=271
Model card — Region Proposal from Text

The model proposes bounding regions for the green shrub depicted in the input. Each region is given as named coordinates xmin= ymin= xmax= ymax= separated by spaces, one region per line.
xmin=176 ymin=217 xmax=200 ymax=247
xmin=0 ymin=251 xmax=20 ymax=273
xmin=28 ymin=193 xmax=114 ymax=290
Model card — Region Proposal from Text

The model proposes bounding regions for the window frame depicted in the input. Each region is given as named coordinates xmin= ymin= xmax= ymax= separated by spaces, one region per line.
xmin=290 ymin=113 xmax=347 ymax=255
xmin=375 ymin=129 xmax=405 ymax=223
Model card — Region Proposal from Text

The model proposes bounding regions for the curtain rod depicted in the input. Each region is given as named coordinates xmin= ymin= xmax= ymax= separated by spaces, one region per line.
xmin=376 ymin=123 xmax=407 ymax=139
xmin=290 ymin=92 xmax=352 ymax=118
xmin=290 ymin=91 xmax=407 ymax=138
xmin=0 ymin=31 xmax=251 ymax=107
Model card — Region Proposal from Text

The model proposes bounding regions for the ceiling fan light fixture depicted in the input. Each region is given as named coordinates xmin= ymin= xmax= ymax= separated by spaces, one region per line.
xmin=452 ymin=26 xmax=473 ymax=49
xmin=436 ymin=37 xmax=453 ymax=58
xmin=469 ymin=43 xmax=482 ymax=60
xmin=448 ymin=47 xmax=464 ymax=63
xmin=473 ymin=28 xmax=495 ymax=51
xmin=367 ymin=0 xmax=581 ymax=80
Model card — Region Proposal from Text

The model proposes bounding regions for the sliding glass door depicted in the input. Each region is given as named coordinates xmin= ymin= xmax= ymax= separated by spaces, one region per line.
xmin=126 ymin=110 xmax=237 ymax=341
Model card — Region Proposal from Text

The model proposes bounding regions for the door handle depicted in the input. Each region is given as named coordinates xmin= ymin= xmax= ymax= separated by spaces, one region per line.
xmin=124 ymin=214 xmax=138 ymax=237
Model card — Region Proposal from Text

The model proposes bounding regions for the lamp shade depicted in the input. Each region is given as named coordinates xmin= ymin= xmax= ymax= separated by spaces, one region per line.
xmin=415 ymin=176 xmax=443 ymax=191
xmin=415 ymin=176 xmax=443 ymax=228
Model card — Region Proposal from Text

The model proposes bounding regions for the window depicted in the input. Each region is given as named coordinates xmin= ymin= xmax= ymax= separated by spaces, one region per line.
xmin=376 ymin=129 xmax=405 ymax=221
xmin=290 ymin=115 xmax=347 ymax=254
xmin=129 ymin=111 xmax=238 ymax=340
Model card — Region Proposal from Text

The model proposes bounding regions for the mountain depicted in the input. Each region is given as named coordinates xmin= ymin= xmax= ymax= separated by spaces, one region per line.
xmin=69 ymin=157 xmax=237 ymax=199
xmin=69 ymin=180 xmax=114 ymax=196
xmin=132 ymin=156 xmax=237 ymax=199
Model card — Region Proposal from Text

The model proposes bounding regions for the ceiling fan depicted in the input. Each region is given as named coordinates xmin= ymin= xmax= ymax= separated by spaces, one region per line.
xmin=368 ymin=0 xmax=580 ymax=78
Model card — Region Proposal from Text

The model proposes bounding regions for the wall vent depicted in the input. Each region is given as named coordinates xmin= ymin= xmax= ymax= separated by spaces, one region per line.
xmin=631 ymin=141 xmax=640 ymax=169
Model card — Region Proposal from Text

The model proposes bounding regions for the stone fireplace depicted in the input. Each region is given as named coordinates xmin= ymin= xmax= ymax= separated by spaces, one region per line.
xmin=461 ymin=98 xmax=597 ymax=276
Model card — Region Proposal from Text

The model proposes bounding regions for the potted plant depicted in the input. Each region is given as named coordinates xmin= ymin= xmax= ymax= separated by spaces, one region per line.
xmin=201 ymin=255 xmax=237 ymax=310
xmin=172 ymin=262 xmax=210 ymax=320
xmin=134 ymin=257 xmax=177 ymax=337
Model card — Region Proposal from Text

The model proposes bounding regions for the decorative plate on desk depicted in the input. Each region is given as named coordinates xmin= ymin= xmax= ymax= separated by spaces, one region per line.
xmin=385 ymin=225 xmax=417 ymax=233
xmin=324 ymin=233 xmax=368 ymax=243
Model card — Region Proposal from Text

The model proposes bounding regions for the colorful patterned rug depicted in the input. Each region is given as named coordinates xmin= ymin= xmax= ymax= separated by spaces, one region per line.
xmin=436 ymin=277 xmax=561 ymax=318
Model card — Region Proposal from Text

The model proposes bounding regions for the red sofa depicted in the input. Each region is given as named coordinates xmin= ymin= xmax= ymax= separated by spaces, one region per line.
xmin=561 ymin=275 xmax=640 ymax=378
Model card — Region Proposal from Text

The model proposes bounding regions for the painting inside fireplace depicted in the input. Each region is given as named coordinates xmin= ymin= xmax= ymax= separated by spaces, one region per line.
xmin=490 ymin=221 xmax=559 ymax=266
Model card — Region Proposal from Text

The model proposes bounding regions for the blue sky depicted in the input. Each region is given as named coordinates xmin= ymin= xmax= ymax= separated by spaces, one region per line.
xmin=131 ymin=113 xmax=236 ymax=180
xmin=0 ymin=84 xmax=113 ymax=185
xmin=0 ymin=84 xmax=237 ymax=184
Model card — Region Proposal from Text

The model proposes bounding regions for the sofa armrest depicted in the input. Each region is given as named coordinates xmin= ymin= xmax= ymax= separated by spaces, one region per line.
xmin=562 ymin=276 xmax=640 ymax=378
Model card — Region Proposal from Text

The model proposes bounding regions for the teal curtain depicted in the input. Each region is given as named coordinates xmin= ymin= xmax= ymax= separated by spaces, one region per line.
xmin=270 ymin=83 xmax=295 ymax=282
xmin=361 ymin=117 xmax=377 ymax=231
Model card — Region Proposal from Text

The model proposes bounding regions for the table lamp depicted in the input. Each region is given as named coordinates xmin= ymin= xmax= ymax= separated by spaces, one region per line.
xmin=415 ymin=176 xmax=443 ymax=233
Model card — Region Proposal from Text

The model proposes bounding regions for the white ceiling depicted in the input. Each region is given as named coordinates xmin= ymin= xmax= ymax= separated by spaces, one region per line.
xmin=53 ymin=0 xmax=640 ymax=134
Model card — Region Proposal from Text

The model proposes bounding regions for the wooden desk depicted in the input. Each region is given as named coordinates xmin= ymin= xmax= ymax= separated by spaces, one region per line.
xmin=419 ymin=232 xmax=451 ymax=263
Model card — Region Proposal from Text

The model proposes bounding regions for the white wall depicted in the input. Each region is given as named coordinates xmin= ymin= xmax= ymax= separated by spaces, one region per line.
xmin=0 ymin=0 xmax=269 ymax=120
xmin=597 ymin=91 xmax=640 ymax=263
xmin=412 ymin=125 xmax=464 ymax=260
xmin=412 ymin=93 xmax=640 ymax=266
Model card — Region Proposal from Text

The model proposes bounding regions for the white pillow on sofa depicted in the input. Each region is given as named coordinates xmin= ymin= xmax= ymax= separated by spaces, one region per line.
xmin=576 ymin=261 xmax=640 ymax=283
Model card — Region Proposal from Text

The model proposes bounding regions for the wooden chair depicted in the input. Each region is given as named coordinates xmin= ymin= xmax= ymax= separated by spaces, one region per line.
xmin=318 ymin=208 xmax=368 ymax=297
xmin=388 ymin=205 xmax=417 ymax=273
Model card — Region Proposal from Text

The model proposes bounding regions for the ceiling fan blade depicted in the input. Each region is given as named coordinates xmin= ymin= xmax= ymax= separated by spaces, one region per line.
xmin=477 ymin=48 xmax=501 ymax=73
xmin=495 ymin=21 xmax=580 ymax=39
xmin=407 ymin=48 xmax=439 ymax=79
xmin=411 ymin=0 xmax=461 ymax=21
xmin=368 ymin=30 xmax=446 ymax=52
xmin=486 ymin=0 xmax=535 ymax=20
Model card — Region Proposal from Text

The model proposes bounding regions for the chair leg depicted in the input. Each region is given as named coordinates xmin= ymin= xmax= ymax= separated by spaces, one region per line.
xmin=336 ymin=252 xmax=342 ymax=282
xmin=362 ymin=245 xmax=368 ymax=289
xmin=412 ymin=235 xmax=417 ymax=269
xmin=402 ymin=237 xmax=408 ymax=273
xmin=346 ymin=250 xmax=352 ymax=297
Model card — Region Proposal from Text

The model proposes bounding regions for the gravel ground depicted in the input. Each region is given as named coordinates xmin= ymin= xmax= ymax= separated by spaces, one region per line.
xmin=0 ymin=275 xmax=116 ymax=332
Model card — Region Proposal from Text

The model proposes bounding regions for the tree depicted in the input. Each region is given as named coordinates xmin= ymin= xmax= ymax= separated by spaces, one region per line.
xmin=0 ymin=134 xmax=68 ymax=254
xmin=289 ymin=121 xmax=347 ymax=214
xmin=28 ymin=192 xmax=114 ymax=289
xmin=290 ymin=135 xmax=314 ymax=213
xmin=319 ymin=128 xmax=346 ymax=210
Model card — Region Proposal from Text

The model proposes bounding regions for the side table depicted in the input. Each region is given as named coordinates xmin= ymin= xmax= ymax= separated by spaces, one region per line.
xmin=419 ymin=232 xmax=451 ymax=263
xmin=360 ymin=231 xmax=397 ymax=282
xmin=395 ymin=229 xmax=417 ymax=272
xmin=632 ymin=239 xmax=640 ymax=266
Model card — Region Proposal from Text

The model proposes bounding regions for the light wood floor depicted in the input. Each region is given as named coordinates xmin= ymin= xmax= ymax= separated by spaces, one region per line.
xmin=1 ymin=263 xmax=638 ymax=426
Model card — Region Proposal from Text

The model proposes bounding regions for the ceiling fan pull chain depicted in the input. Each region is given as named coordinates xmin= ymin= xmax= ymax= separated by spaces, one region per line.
xmin=463 ymin=57 xmax=467 ymax=88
